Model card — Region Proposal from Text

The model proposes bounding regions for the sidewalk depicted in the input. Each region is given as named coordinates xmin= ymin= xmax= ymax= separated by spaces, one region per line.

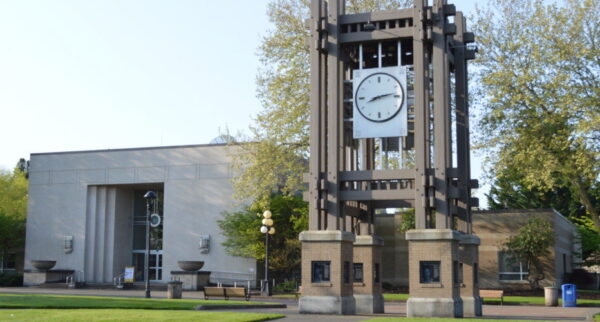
xmin=1 ymin=287 xmax=599 ymax=321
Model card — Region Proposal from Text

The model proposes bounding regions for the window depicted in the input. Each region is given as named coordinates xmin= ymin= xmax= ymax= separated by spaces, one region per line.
xmin=344 ymin=261 xmax=350 ymax=284
xmin=374 ymin=263 xmax=380 ymax=283
xmin=353 ymin=263 xmax=364 ymax=282
xmin=454 ymin=261 xmax=463 ymax=284
xmin=0 ymin=253 xmax=16 ymax=272
xmin=498 ymin=251 xmax=528 ymax=281
xmin=420 ymin=261 xmax=441 ymax=283
xmin=312 ymin=261 xmax=330 ymax=283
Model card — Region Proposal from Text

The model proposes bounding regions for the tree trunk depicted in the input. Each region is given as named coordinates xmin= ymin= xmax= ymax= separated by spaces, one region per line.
xmin=573 ymin=177 xmax=600 ymax=230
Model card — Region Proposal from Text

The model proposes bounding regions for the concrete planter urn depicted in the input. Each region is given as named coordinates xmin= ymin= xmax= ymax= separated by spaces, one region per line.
xmin=30 ymin=260 xmax=56 ymax=271
xmin=177 ymin=261 xmax=204 ymax=272
xmin=544 ymin=287 xmax=559 ymax=307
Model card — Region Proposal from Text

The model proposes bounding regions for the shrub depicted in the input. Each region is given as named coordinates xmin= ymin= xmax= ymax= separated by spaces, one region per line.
xmin=0 ymin=272 xmax=23 ymax=286
xmin=273 ymin=280 xmax=298 ymax=293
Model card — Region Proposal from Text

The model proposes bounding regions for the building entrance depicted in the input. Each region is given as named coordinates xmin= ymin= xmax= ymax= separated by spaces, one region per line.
xmin=132 ymin=190 xmax=163 ymax=281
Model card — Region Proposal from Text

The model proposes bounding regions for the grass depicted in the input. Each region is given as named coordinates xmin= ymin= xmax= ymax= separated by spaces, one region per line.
xmin=0 ymin=309 xmax=284 ymax=322
xmin=0 ymin=293 xmax=266 ymax=310
xmin=381 ymin=293 xmax=600 ymax=307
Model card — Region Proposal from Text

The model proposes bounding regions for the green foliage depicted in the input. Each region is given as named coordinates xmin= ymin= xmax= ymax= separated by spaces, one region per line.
xmin=502 ymin=217 xmax=554 ymax=289
xmin=232 ymin=0 xmax=412 ymax=208
xmin=572 ymin=216 xmax=600 ymax=266
xmin=218 ymin=194 xmax=307 ymax=280
xmin=0 ymin=273 xmax=22 ymax=287
xmin=397 ymin=208 xmax=415 ymax=233
xmin=0 ymin=167 xmax=28 ymax=252
xmin=272 ymin=279 xmax=298 ymax=293
xmin=473 ymin=0 xmax=600 ymax=229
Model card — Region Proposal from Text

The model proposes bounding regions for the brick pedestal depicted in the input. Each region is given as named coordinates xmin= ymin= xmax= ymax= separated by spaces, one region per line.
xmin=460 ymin=234 xmax=482 ymax=317
xmin=353 ymin=235 xmax=384 ymax=313
xmin=299 ymin=231 xmax=356 ymax=315
xmin=405 ymin=229 xmax=463 ymax=318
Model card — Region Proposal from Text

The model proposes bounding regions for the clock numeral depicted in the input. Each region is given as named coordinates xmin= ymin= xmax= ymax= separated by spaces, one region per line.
xmin=359 ymin=97 xmax=365 ymax=100
xmin=378 ymin=76 xmax=381 ymax=83
xmin=394 ymin=95 xmax=401 ymax=98
xmin=378 ymin=112 xmax=381 ymax=118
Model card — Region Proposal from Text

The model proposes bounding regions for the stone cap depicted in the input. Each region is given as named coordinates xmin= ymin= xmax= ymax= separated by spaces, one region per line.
xmin=170 ymin=271 xmax=211 ymax=275
xmin=354 ymin=235 xmax=384 ymax=246
xmin=405 ymin=229 xmax=461 ymax=241
xmin=460 ymin=234 xmax=481 ymax=245
xmin=299 ymin=230 xmax=355 ymax=242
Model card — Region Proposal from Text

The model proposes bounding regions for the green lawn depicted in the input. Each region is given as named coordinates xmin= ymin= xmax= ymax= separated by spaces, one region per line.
xmin=0 ymin=309 xmax=283 ymax=322
xmin=381 ymin=293 xmax=600 ymax=307
xmin=0 ymin=293 xmax=266 ymax=310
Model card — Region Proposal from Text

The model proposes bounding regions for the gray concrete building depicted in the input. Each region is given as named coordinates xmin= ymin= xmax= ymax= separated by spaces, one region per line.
xmin=24 ymin=143 xmax=256 ymax=285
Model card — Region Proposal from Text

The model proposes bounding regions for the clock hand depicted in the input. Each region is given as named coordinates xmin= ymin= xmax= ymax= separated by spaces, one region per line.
xmin=367 ymin=93 xmax=395 ymax=102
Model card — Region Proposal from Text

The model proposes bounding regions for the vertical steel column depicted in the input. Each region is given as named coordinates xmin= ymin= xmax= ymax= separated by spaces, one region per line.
xmin=325 ymin=0 xmax=344 ymax=230
xmin=412 ymin=0 xmax=428 ymax=229
xmin=432 ymin=0 xmax=451 ymax=229
xmin=308 ymin=0 xmax=323 ymax=231
xmin=454 ymin=12 xmax=472 ymax=233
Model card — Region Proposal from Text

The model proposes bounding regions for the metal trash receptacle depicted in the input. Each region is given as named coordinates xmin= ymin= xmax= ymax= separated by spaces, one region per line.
xmin=561 ymin=284 xmax=576 ymax=307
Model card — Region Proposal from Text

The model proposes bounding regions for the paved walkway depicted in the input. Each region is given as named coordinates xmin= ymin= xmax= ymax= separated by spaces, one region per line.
xmin=1 ymin=287 xmax=599 ymax=321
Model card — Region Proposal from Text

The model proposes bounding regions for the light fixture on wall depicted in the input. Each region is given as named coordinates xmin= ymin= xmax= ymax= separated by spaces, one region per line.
xmin=199 ymin=235 xmax=210 ymax=254
xmin=64 ymin=236 xmax=73 ymax=254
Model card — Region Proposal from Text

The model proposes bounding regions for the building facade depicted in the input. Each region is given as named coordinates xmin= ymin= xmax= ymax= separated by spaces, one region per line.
xmin=24 ymin=144 xmax=256 ymax=285
xmin=376 ymin=209 xmax=581 ymax=290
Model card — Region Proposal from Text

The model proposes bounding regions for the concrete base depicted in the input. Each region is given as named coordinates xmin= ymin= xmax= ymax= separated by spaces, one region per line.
xmin=461 ymin=296 xmax=482 ymax=317
xmin=407 ymin=297 xmax=463 ymax=318
xmin=23 ymin=270 xmax=74 ymax=286
xmin=170 ymin=271 xmax=211 ymax=291
xmin=354 ymin=294 xmax=384 ymax=314
xmin=299 ymin=295 xmax=356 ymax=315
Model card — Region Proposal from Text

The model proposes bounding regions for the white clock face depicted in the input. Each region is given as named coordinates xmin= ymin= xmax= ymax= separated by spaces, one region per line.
xmin=355 ymin=72 xmax=404 ymax=122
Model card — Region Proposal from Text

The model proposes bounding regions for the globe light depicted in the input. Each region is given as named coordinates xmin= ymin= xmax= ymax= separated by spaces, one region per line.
xmin=262 ymin=218 xmax=269 ymax=226
xmin=265 ymin=218 xmax=274 ymax=226
xmin=263 ymin=210 xmax=272 ymax=219
xmin=260 ymin=226 xmax=268 ymax=234
xmin=268 ymin=227 xmax=276 ymax=235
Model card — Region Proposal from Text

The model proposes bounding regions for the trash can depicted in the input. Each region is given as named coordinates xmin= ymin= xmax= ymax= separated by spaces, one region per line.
xmin=168 ymin=280 xmax=183 ymax=299
xmin=561 ymin=284 xmax=576 ymax=307
xmin=544 ymin=286 xmax=558 ymax=306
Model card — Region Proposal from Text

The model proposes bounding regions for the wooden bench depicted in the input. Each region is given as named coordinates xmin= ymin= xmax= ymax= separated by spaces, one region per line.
xmin=224 ymin=287 xmax=250 ymax=301
xmin=203 ymin=287 xmax=225 ymax=300
xmin=203 ymin=287 xmax=250 ymax=301
xmin=480 ymin=289 xmax=504 ymax=305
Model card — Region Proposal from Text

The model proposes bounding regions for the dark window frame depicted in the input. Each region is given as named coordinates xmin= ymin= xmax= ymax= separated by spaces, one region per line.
xmin=353 ymin=263 xmax=364 ymax=282
xmin=311 ymin=261 xmax=331 ymax=283
xmin=420 ymin=261 xmax=441 ymax=284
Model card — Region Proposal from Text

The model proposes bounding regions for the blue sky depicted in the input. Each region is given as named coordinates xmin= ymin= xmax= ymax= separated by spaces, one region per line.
xmin=0 ymin=0 xmax=488 ymax=205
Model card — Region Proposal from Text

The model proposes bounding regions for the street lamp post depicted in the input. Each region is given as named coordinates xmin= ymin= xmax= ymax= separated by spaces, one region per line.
xmin=143 ymin=191 xmax=157 ymax=299
xmin=260 ymin=210 xmax=275 ymax=296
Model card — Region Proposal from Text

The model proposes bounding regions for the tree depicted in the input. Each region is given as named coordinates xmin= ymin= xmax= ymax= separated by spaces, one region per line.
xmin=0 ymin=166 xmax=28 ymax=253
xmin=502 ymin=217 xmax=555 ymax=289
xmin=231 ymin=0 xmax=413 ymax=208
xmin=218 ymin=194 xmax=307 ymax=280
xmin=472 ymin=0 xmax=600 ymax=229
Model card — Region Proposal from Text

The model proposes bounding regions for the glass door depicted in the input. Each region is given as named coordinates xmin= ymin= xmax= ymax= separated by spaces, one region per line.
xmin=131 ymin=190 xmax=163 ymax=282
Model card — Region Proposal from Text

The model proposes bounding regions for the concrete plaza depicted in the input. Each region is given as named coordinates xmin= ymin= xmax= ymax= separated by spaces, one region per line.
xmin=1 ymin=287 xmax=599 ymax=321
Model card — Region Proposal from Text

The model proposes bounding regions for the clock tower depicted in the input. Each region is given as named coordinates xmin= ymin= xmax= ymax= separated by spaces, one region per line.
xmin=301 ymin=0 xmax=480 ymax=317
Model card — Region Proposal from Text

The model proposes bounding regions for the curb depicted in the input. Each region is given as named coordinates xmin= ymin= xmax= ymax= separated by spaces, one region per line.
xmin=196 ymin=304 xmax=287 ymax=310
